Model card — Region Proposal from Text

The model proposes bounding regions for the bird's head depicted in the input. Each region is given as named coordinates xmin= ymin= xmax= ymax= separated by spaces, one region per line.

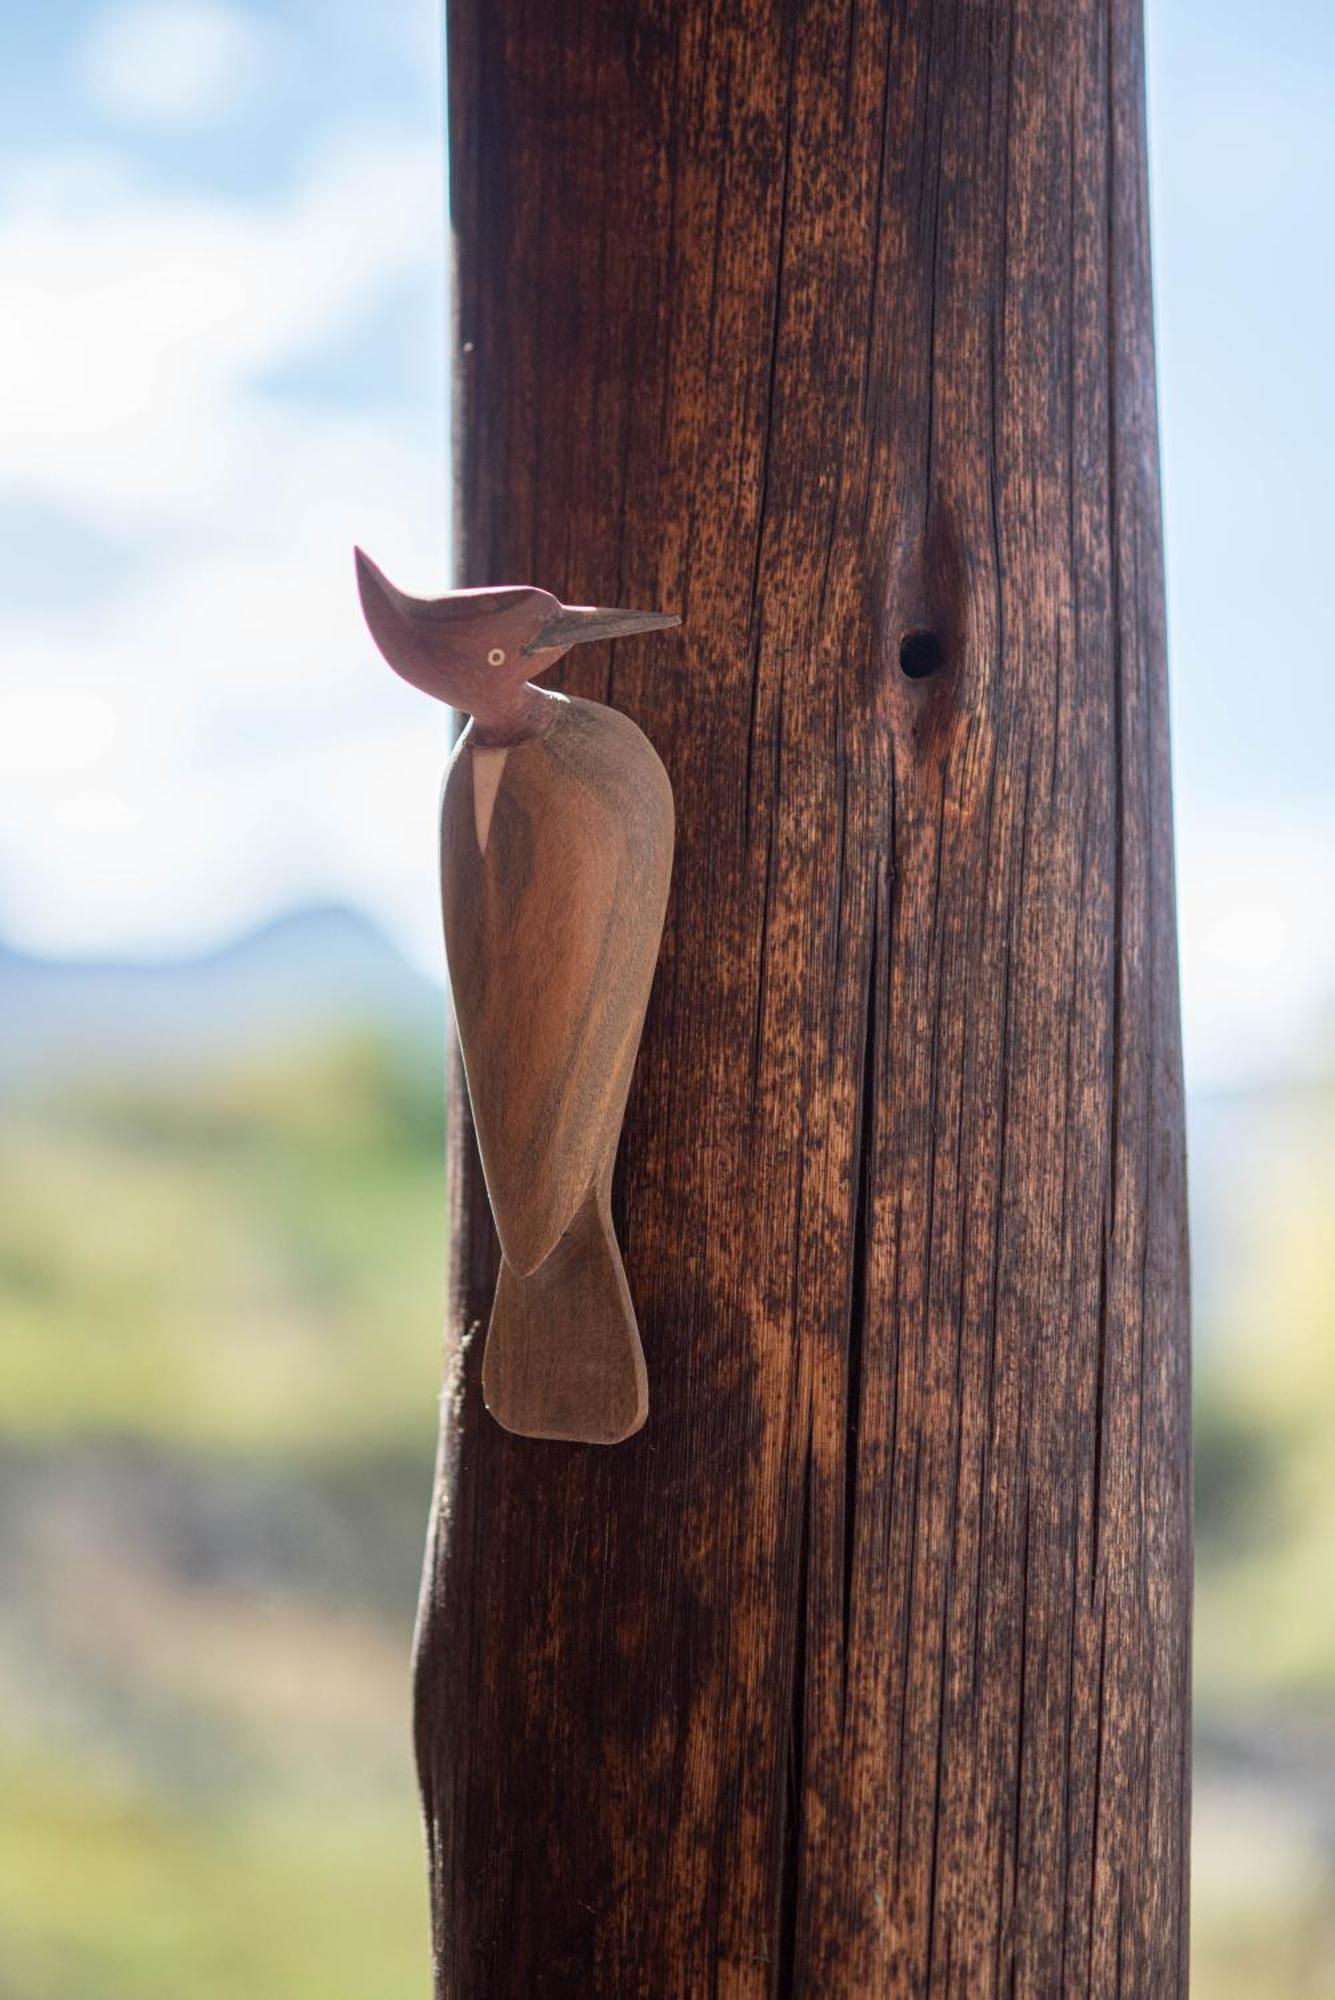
xmin=355 ymin=548 xmax=680 ymax=743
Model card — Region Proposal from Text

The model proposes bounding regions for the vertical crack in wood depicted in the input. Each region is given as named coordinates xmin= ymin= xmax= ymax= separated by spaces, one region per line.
xmin=775 ymin=1431 xmax=814 ymax=1998
xmin=1010 ymin=1483 xmax=1035 ymax=1990
xmin=893 ymin=1446 xmax=924 ymax=1882
xmin=750 ymin=656 xmax=787 ymax=1116
xmin=843 ymin=863 xmax=881 ymax=1716
xmin=988 ymin=309 xmax=1007 ymax=679
xmin=828 ymin=697 xmax=850 ymax=1048
xmin=1058 ymin=1551 xmax=1082 ymax=1993
xmin=749 ymin=44 xmax=797 ymax=619
xmin=921 ymin=15 xmax=944 ymax=528
xmin=743 ymin=30 xmax=798 ymax=830
xmin=924 ymin=1565 xmax=954 ymax=1995
xmin=1092 ymin=1224 xmax=1111 ymax=1607
xmin=1086 ymin=1596 xmax=1112 ymax=1994
xmin=861 ymin=6 xmax=898 ymax=438
xmin=1093 ymin=0 xmax=1124 ymax=1613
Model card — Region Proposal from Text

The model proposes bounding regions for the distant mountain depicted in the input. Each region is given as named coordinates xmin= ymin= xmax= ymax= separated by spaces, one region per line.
xmin=0 ymin=905 xmax=440 ymax=1092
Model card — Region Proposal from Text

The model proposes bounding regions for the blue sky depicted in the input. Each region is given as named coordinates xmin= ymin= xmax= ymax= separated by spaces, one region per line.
xmin=0 ymin=0 xmax=1331 ymax=1093
xmin=0 ymin=0 xmax=450 ymax=995
xmin=1147 ymin=0 xmax=1335 ymax=1089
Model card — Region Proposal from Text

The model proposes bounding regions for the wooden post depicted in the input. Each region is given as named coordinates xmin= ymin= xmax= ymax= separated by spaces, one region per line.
xmin=417 ymin=1 xmax=1191 ymax=1992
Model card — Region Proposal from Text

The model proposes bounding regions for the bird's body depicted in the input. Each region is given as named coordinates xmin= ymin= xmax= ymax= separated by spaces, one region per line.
xmin=441 ymin=697 xmax=673 ymax=1441
xmin=355 ymin=550 xmax=679 ymax=1443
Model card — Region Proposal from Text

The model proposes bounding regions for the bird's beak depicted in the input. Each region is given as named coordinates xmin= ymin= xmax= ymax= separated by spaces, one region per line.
xmin=524 ymin=603 xmax=681 ymax=654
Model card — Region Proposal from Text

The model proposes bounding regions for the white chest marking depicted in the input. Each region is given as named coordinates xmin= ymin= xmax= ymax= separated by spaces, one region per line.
xmin=471 ymin=746 xmax=509 ymax=855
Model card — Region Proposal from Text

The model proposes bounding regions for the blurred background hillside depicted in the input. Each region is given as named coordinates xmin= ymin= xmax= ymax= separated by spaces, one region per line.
xmin=0 ymin=913 xmax=443 ymax=1995
xmin=2 ymin=1 xmax=1333 ymax=1996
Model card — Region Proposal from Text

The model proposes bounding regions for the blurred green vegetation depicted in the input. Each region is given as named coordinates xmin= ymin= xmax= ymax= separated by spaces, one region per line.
xmin=1193 ymin=1078 xmax=1335 ymax=1703
xmin=0 ymin=1751 xmax=426 ymax=2000
xmin=0 ymin=1033 xmax=444 ymax=1452
xmin=1191 ymin=1074 xmax=1335 ymax=1998
xmin=2 ymin=1003 xmax=1333 ymax=1994
xmin=0 ymin=1029 xmax=442 ymax=1998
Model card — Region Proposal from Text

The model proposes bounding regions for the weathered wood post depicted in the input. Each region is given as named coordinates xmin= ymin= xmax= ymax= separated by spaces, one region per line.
xmin=416 ymin=1 xmax=1191 ymax=1991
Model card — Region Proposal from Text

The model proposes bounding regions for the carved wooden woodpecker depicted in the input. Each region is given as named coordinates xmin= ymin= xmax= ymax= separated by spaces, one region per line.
xmin=355 ymin=549 xmax=678 ymax=1444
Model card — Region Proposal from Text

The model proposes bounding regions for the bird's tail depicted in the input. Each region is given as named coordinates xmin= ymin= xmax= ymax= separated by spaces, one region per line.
xmin=481 ymin=1181 xmax=648 ymax=1444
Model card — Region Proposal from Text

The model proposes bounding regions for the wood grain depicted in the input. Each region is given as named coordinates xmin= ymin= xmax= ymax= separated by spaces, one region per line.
xmin=441 ymin=700 xmax=674 ymax=1441
xmin=418 ymin=0 xmax=1191 ymax=1991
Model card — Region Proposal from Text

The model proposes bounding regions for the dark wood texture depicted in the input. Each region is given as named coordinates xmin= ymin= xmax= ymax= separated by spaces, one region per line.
xmin=418 ymin=0 xmax=1191 ymax=1991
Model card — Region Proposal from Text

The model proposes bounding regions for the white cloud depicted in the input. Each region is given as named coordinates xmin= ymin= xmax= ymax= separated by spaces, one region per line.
xmin=0 ymin=130 xmax=441 ymax=524
xmin=0 ymin=122 xmax=449 ymax=973
xmin=1176 ymin=805 xmax=1335 ymax=1093
xmin=0 ymin=411 xmax=451 ymax=972
xmin=75 ymin=0 xmax=284 ymax=128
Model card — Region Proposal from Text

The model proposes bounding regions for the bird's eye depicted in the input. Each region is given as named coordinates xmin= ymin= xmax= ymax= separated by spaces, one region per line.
xmin=487 ymin=647 xmax=505 ymax=666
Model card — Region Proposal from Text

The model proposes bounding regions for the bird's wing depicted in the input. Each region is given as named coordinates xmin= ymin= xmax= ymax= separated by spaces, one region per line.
xmin=441 ymin=699 xmax=673 ymax=1276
